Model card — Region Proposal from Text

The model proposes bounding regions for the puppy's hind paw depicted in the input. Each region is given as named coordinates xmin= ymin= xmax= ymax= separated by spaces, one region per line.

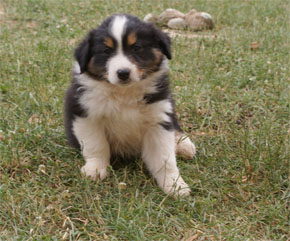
xmin=176 ymin=135 xmax=196 ymax=159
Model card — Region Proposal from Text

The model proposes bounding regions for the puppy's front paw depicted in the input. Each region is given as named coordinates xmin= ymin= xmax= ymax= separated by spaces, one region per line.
xmin=157 ymin=173 xmax=191 ymax=197
xmin=81 ymin=158 xmax=108 ymax=180
xmin=173 ymin=178 xmax=191 ymax=197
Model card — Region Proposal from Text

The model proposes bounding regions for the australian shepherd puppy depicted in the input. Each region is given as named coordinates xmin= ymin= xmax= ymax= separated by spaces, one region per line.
xmin=64 ymin=14 xmax=196 ymax=197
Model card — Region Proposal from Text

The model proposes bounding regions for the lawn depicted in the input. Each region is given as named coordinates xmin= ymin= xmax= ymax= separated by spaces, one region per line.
xmin=0 ymin=0 xmax=289 ymax=240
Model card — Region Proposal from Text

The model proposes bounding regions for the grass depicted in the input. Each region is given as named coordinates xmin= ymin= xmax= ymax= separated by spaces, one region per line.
xmin=0 ymin=0 xmax=289 ymax=240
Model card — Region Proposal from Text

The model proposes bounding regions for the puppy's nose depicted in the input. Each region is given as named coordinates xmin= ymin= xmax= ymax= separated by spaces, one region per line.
xmin=117 ymin=68 xmax=130 ymax=81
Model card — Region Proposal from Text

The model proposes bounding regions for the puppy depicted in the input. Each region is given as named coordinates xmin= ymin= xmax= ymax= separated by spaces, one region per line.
xmin=64 ymin=14 xmax=196 ymax=197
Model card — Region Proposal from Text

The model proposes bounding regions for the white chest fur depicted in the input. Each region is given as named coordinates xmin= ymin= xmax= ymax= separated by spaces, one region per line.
xmin=76 ymin=73 xmax=172 ymax=156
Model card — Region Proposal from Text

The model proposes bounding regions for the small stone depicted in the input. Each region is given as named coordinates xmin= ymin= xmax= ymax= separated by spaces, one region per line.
xmin=38 ymin=164 xmax=46 ymax=174
xmin=185 ymin=10 xmax=214 ymax=31
xmin=250 ymin=42 xmax=259 ymax=51
xmin=19 ymin=128 xmax=26 ymax=133
xmin=200 ymin=12 xmax=213 ymax=20
xmin=168 ymin=18 xmax=187 ymax=29
xmin=159 ymin=8 xmax=185 ymax=25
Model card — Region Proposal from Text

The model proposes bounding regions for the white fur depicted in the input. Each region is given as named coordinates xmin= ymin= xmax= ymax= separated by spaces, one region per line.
xmin=72 ymin=61 xmax=81 ymax=74
xmin=110 ymin=15 xmax=127 ymax=49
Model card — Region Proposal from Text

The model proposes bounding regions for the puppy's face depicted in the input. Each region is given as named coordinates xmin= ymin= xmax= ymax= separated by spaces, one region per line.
xmin=75 ymin=14 xmax=171 ymax=85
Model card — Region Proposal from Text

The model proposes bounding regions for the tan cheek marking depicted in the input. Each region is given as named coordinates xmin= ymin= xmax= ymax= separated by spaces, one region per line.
xmin=152 ymin=48 xmax=163 ymax=64
xmin=127 ymin=32 xmax=137 ymax=46
xmin=128 ymin=48 xmax=163 ymax=79
xmin=88 ymin=58 xmax=96 ymax=73
xmin=143 ymin=48 xmax=163 ymax=74
xmin=104 ymin=37 xmax=114 ymax=48
xmin=88 ymin=57 xmax=106 ymax=77
xmin=138 ymin=48 xmax=162 ymax=66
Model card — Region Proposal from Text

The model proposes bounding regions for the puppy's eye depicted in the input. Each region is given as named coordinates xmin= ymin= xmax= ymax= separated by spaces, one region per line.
xmin=104 ymin=47 xmax=113 ymax=54
xmin=132 ymin=44 xmax=142 ymax=52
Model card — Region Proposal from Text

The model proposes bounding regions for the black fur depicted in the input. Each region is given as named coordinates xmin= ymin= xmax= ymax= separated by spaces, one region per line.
xmin=74 ymin=35 xmax=92 ymax=74
xmin=143 ymin=74 xmax=171 ymax=104
xmin=159 ymin=121 xmax=174 ymax=131
xmin=64 ymin=78 xmax=87 ymax=149
xmin=166 ymin=112 xmax=183 ymax=132
xmin=154 ymin=28 xmax=171 ymax=60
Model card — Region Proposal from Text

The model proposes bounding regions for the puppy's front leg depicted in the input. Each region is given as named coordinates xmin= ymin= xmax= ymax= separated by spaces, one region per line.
xmin=73 ymin=117 xmax=110 ymax=180
xmin=142 ymin=126 xmax=191 ymax=197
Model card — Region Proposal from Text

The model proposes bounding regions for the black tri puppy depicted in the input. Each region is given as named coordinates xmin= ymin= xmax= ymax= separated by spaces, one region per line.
xmin=64 ymin=14 xmax=196 ymax=197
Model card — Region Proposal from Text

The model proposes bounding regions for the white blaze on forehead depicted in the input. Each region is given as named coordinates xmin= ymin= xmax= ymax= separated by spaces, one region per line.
xmin=110 ymin=15 xmax=127 ymax=50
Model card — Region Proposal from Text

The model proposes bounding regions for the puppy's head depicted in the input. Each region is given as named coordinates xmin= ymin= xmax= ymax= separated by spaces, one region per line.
xmin=74 ymin=14 xmax=171 ymax=85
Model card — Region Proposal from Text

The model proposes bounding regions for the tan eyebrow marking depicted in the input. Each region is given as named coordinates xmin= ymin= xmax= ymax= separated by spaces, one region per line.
xmin=127 ymin=32 xmax=137 ymax=46
xmin=104 ymin=37 xmax=114 ymax=48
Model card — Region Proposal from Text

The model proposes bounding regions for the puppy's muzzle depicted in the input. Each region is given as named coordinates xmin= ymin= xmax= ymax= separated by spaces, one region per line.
xmin=117 ymin=68 xmax=131 ymax=83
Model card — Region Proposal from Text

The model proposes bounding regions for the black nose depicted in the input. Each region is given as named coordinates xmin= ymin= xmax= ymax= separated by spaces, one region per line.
xmin=117 ymin=68 xmax=130 ymax=81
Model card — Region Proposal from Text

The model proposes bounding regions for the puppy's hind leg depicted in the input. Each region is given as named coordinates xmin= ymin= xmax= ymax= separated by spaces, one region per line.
xmin=175 ymin=131 xmax=196 ymax=159
xmin=142 ymin=126 xmax=191 ymax=197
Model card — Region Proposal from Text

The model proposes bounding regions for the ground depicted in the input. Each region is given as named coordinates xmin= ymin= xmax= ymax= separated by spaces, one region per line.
xmin=0 ymin=0 xmax=289 ymax=240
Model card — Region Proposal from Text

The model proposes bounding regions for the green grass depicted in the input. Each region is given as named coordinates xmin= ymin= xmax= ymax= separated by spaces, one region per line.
xmin=0 ymin=0 xmax=289 ymax=240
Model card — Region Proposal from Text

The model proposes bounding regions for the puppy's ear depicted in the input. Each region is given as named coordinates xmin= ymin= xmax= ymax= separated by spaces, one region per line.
xmin=154 ymin=28 xmax=172 ymax=60
xmin=74 ymin=31 xmax=93 ymax=73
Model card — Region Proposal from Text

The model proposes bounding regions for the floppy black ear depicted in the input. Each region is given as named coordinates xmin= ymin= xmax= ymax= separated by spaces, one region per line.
xmin=74 ymin=32 xmax=93 ymax=73
xmin=154 ymin=28 xmax=172 ymax=60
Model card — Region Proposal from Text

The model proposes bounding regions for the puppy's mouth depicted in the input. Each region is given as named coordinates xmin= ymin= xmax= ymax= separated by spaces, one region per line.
xmin=119 ymin=79 xmax=131 ymax=85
